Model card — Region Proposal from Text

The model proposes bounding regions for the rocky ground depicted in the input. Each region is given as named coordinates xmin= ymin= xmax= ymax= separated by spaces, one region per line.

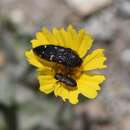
xmin=0 ymin=0 xmax=130 ymax=130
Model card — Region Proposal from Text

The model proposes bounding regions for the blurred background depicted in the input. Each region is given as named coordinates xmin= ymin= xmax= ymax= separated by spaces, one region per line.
xmin=0 ymin=0 xmax=130 ymax=130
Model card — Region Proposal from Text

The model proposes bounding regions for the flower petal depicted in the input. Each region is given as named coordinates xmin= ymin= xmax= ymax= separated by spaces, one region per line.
xmin=36 ymin=32 xmax=45 ymax=41
xmin=78 ymin=29 xmax=86 ymax=42
xmin=78 ymin=31 xmax=93 ymax=58
xmin=51 ymin=27 xmax=65 ymax=46
xmin=54 ymin=85 xmax=69 ymax=101
xmin=25 ymin=50 xmax=44 ymax=68
xmin=76 ymin=29 xmax=86 ymax=51
xmin=38 ymin=75 xmax=57 ymax=94
xmin=54 ymin=84 xmax=61 ymax=96
xmin=60 ymin=87 xmax=69 ymax=101
xmin=60 ymin=27 xmax=70 ymax=48
xmin=77 ymin=74 xmax=105 ymax=99
xmin=42 ymin=28 xmax=56 ymax=42
xmin=83 ymin=49 xmax=107 ymax=71
xmin=66 ymin=25 xmax=78 ymax=50
xmin=31 ymin=31 xmax=50 ymax=48
xmin=68 ymin=90 xmax=79 ymax=104
xmin=37 ymin=67 xmax=53 ymax=76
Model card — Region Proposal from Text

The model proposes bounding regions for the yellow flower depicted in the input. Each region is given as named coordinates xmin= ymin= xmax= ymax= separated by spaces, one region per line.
xmin=25 ymin=25 xmax=107 ymax=104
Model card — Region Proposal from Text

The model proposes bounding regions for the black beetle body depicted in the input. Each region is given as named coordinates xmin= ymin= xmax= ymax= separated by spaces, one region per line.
xmin=55 ymin=73 xmax=77 ymax=87
xmin=33 ymin=45 xmax=82 ymax=67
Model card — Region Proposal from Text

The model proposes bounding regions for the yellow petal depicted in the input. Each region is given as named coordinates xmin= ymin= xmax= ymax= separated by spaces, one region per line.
xmin=66 ymin=25 xmax=77 ymax=49
xmin=54 ymin=82 xmax=79 ymax=104
xmin=75 ymin=29 xmax=86 ymax=52
xmin=78 ymin=29 xmax=86 ymax=42
xmin=42 ymin=27 xmax=60 ymax=45
xmin=32 ymin=27 xmax=63 ymax=48
xmin=36 ymin=32 xmax=45 ymax=40
xmin=25 ymin=50 xmax=44 ymax=68
xmin=78 ymin=32 xmax=93 ymax=58
xmin=83 ymin=49 xmax=107 ymax=71
xmin=37 ymin=67 xmax=54 ymax=76
xmin=68 ymin=90 xmax=79 ymax=104
xmin=60 ymin=25 xmax=83 ymax=52
xmin=38 ymin=75 xmax=56 ymax=94
xmin=31 ymin=39 xmax=49 ymax=48
xmin=52 ymin=27 xmax=65 ymax=46
xmin=31 ymin=30 xmax=50 ymax=48
xmin=60 ymin=87 xmax=69 ymax=101
xmin=60 ymin=27 xmax=70 ymax=48
xmin=54 ymin=83 xmax=61 ymax=96
xmin=54 ymin=85 xmax=69 ymax=101
xmin=77 ymin=74 xmax=105 ymax=99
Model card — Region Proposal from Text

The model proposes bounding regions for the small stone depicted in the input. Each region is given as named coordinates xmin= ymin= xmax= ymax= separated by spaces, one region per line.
xmin=84 ymin=8 xmax=117 ymax=41
xmin=65 ymin=0 xmax=113 ymax=16
xmin=10 ymin=9 xmax=25 ymax=24
xmin=120 ymin=49 xmax=130 ymax=63
xmin=117 ymin=1 xmax=130 ymax=18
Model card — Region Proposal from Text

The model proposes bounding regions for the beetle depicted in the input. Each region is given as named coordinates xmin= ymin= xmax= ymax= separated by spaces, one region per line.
xmin=55 ymin=73 xmax=77 ymax=87
xmin=33 ymin=45 xmax=82 ymax=68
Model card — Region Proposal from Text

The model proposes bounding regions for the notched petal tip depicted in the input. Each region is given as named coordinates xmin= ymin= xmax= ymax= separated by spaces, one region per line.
xmin=42 ymin=27 xmax=49 ymax=32
xmin=67 ymin=24 xmax=73 ymax=30
xmin=83 ymin=48 xmax=107 ymax=71
xmin=68 ymin=90 xmax=79 ymax=104
xmin=38 ymin=75 xmax=56 ymax=94
xmin=77 ymin=30 xmax=94 ymax=58
xmin=69 ymin=99 xmax=79 ymax=105
xmin=39 ymin=86 xmax=53 ymax=94
xmin=67 ymin=24 xmax=77 ymax=33
xmin=52 ymin=27 xmax=58 ymax=33
xmin=25 ymin=50 xmax=30 ymax=57
xmin=25 ymin=50 xmax=33 ymax=62
xmin=77 ymin=73 xmax=105 ymax=100
xmin=87 ymin=92 xmax=98 ymax=99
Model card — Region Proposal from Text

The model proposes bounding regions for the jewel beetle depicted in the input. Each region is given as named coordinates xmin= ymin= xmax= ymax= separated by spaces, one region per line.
xmin=55 ymin=73 xmax=77 ymax=87
xmin=33 ymin=45 xmax=82 ymax=68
